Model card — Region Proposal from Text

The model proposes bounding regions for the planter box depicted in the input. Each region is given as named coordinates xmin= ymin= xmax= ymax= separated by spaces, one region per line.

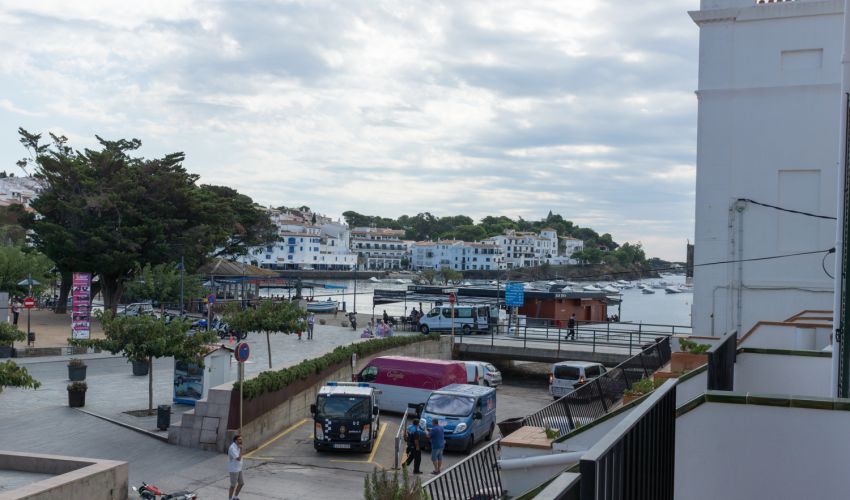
xmin=68 ymin=365 xmax=87 ymax=381
xmin=653 ymin=371 xmax=681 ymax=382
xmin=0 ymin=345 xmax=12 ymax=358
xmin=68 ymin=390 xmax=86 ymax=408
xmin=132 ymin=360 xmax=149 ymax=376
xmin=622 ymin=394 xmax=642 ymax=405
xmin=671 ymin=352 xmax=707 ymax=372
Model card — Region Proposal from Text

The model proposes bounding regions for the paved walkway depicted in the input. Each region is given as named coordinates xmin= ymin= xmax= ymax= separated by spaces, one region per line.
xmin=9 ymin=308 xmax=105 ymax=350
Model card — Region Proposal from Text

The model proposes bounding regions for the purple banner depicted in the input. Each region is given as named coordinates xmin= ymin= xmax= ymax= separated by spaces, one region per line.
xmin=71 ymin=272 xmax=92 ymax=340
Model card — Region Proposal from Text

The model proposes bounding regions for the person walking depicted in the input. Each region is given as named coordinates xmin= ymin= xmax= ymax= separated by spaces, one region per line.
xmin=566 ymin=313 xmax=577 ymax=340
xmin=427 ymin=419 xmax=445 ymax=475
xmin=228 ymin=434 xmax=245 ymax=500
xmin=307 ymin=313 xmax=315 ymax=340
xmin=403 ymin=418 xmax=423 ymax=474
xmin=11 ymin=297 xmax=20 ymax=326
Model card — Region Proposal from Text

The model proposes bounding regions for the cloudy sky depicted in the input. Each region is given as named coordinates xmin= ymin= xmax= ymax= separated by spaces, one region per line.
xmin=0 ymin=0 xmax=699 ymax=260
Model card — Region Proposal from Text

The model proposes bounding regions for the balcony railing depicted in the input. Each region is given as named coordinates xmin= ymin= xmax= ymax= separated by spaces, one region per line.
xmin=421 ymin=439 xmax=502 ymax=500
xmin=523 ymin=337 xmax=671 ymax=433
xmin=707 ymin=330 xmax=737 ymax=391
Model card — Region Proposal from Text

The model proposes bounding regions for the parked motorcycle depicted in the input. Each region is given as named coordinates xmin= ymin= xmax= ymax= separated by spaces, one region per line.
xmin=133 ymin=482 xmax=197 ymax=499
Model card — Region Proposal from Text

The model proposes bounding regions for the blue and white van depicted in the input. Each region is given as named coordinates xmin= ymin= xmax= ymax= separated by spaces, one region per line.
xmin=420 ymin=383 xmax=497 ymax=454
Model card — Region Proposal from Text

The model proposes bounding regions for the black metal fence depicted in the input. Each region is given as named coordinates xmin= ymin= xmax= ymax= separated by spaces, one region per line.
xmin=707 ymin=330 xmax=737 ymax=391
xmin=523 ymin=337 xmax=671 ymax=434
xmin=578 ymin=380 xmax=677 ymax=500
xmin=421 ymin=439 xmax=502 ymax=500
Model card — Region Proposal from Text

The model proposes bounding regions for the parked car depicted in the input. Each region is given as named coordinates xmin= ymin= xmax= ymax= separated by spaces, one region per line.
xmin=479 ymin=362 xmax=502 ymax=388
xmin=418 ymin=305 xmax=493 ymax=335
xmin=420 ymin=383 xmax=497 ymax=454
xmin=548 ymin=361 xmax=607 ymax=400
xmin=354 ymin=356 xmax=467 ymax=413
xmin=462 ymin=361 xmax=502 ymax=387
xmin=117 ymin=302 xmax=154 ymax=316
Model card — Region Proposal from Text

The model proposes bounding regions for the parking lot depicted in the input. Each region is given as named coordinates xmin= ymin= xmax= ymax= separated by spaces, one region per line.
xmin=243 ymin=382 xmax=552 ymax=476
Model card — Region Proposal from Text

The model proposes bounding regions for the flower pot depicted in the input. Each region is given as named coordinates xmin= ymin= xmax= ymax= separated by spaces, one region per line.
xmin=68 ymin=389 xmax=86 ymax=408
xmin=132 ymin=359 xmax=149 ymax=376
xmin=68 ymin=365 xmax=87 ymax=381
xmin=671 ymin=352 xmax=708 ymax=372
xmin=0 ymin=345 xmax=12 ymax=358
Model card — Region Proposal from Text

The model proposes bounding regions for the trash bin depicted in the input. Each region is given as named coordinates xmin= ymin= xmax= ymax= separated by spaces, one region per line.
xmin=497 ymin=417 xmax=525 ymax=438
xmin=157 ymin=405 xmax=171 ymax=431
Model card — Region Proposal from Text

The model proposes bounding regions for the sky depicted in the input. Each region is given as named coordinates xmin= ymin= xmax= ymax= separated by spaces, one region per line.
xmin=0 ymin=0 xmax=700 ymax=261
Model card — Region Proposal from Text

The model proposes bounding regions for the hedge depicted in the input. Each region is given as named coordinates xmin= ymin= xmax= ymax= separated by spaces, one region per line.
xmin=237 ymin=333 xmax=441 ymax=400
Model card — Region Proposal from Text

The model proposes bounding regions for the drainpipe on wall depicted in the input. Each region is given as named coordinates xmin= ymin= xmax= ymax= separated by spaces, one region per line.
xmin=735 ymin=200 xmax=747 ymax=338
xmin=832 ymin=0 xmax=850 ymax=398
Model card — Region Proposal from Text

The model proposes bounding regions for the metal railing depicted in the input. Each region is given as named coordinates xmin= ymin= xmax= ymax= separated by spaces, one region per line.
xmin=422 ymin=440 xmax=502 ymax=500
xmin=708 ymin=330 xmax=737 ymax=391
xmin=393 ymin=410 xmax=410 ymax=469
xmin=523 ymin=337 xmax=672 ymax=433
xmin=453 ymin=319 xmax=687 ymax=357
xmin=577 ymin=380 xmax=677 ymax=500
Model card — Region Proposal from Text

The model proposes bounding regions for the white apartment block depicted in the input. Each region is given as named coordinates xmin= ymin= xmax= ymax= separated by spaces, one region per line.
xmin=411 ymin=240 xmax=505 ymax=271
xmin=561 ymin=236 xmax=584 ymax=259
xmin=350 ymin=227 xmax=408 ymax=270
xmin=484 ymin=228 xmax=559 ymax=268
xmin=0 ymin=176 xmax=42 ymax=209
xmin=240 ymin=207 xmax=357 ymax=270
xmin=690 ymin=0 xmax=840 ymax=336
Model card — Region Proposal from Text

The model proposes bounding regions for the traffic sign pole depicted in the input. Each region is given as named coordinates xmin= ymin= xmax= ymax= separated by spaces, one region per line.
xmin=234 ymin=342 xmax=250 ymax=437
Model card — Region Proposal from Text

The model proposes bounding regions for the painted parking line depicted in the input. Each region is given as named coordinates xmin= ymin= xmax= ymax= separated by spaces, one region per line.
xmin=244 ymin=418 xmax=309 ymax=459
xmin=330 ymin=422 xmax=388 ymax=465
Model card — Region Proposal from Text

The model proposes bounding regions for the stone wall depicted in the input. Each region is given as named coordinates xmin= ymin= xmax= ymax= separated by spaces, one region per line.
xmin=170 ymin=336 xmax=452 ymax=452
xmin=0 ymin=450 xmax=128 ymax=500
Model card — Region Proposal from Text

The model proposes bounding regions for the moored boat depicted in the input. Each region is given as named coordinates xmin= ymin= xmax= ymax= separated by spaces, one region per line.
xmin=306 ymin=300 xmax=339 ymax=313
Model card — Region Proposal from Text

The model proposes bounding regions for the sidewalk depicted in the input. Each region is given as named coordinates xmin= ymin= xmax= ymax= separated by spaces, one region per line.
xmin=9 ymin=308 xmax=105 ymax=350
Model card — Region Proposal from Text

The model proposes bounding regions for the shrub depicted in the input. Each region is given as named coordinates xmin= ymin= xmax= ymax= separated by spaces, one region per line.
xmin=364 ymin=467 xmax=425 ymax=500
xmin=67 ymin=381 xmax=87 ymax=392
xmin=68 ymin=358 xmax=86 ymax=367
xmin=678 ymin=338 xmax=710 ymax=355
xmin=624 ymin=377 xmax=663 ymax=397
xmin=0 ymin=323 xmax=25 ymax=345
xmin=236 ymin=333 xmax=440 ymax=400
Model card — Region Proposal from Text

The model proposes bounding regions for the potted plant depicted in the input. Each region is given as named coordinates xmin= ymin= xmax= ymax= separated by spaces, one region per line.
xmin=67 ymin=381 xmax=87 ymax=407
xmin=131 ymin=357 xmax=149 ymax=376
xmin=622 ymin=377 xmax=662 ymax=405
xmin=671 ymin=338 xmax=711 ymax=372
xmin=67 ymin=358 xmax=87 ymax=381
xmin=0 ymin=323 xmax=25 ymax=358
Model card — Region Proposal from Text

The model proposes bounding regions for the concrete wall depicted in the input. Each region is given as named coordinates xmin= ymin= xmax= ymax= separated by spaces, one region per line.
xmin=734 ymin=351 xmax=831 ymax=397
xmin=690 ymin=0 xmax=840 ymax=338
xmin=171 ymin=336 xmax=452 ymax=452
xmin=676 ymin=369 xmax=708 ymax=407
xmin=0 ymin=451 xmax=128 ymax=500
xmin=739 ymin=323 xmax=831 ymax=350
xmin=676 ymin=402 xmax=850 ymax=500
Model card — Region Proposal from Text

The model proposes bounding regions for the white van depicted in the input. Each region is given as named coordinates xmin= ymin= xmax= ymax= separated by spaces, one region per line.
xmin=548 ymin=361 xmax=607 ymax=400
xmin=418 ymin=305 xmax=491 ymax=335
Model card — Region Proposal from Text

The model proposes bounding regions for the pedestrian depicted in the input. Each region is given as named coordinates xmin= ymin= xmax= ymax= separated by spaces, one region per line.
xmin=307 ymin=313 xmax=315 ymax=340
xmin=383 ymin=309 xmax=389 ymax=324
xmin=427 ymin=418 xmax=445 ymax=474
xmin=349 ymin=312 xmax=358 ymax=331
xmin=11 ymin=297 xmax=20 ymax=326
xmin=403 ymin=417 xmax=423 ymax=474
xmin=228 ymin=434 xmax=245 ymax=500
xmin=566 ymin=313 xmax=577 ymax=340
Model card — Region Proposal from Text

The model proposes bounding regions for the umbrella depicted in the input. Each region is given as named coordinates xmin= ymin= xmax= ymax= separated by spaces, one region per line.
xmin=17 ymin=278 xmax=41 ymax=286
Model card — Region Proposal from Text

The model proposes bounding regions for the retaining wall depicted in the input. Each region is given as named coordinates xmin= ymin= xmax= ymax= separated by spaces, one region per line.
xmin=0 ymin=451 xmax=127 ymax=500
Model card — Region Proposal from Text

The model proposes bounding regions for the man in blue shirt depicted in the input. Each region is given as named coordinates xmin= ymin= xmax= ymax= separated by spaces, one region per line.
xmin=427 ymin=419 xmax=445 ymax=474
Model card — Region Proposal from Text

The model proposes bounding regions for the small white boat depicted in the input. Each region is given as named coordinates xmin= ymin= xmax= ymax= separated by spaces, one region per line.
xmin=602 ymin=286 xmax=620 ymax=293
xmin=306 ymin=300 xmax=339 ymax=313
xmin=369 ymin=277 xmax=381 ymax=283
xmin=565 ymin=281 xmax=578 ymax=286
xmin=665 ymin=287 xmax=682 ymax=294
xmin=583 ymin=285 xmax=602 ymax=292
xmin=461 ymin=281 xmax=473 ymax=286
xmin=642 ymin=288 xmax=656 ymax=294
xmin=394 ymin=278 xmax=413 ymax=284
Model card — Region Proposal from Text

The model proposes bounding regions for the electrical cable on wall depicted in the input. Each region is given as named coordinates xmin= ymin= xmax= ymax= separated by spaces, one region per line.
xmin=822 ymin=248 xmax=836 ymax=279
xmin=737 ymin=198 xmax=837 ymax=221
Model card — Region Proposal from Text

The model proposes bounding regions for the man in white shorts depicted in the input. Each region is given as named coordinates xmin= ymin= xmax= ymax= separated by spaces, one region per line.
xmin=228 ymin=434 xmax=244 ymax=500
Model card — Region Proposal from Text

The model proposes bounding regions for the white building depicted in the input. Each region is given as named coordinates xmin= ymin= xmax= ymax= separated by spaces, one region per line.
xmin=0 ymin=176 xmax=42 ymax=209
xmin=240 ymin=207 xmax=357 ymax=270
xmin=690 ymin=0 xmax=840 ymax=336
xmin=411 ymin=240 xmax=505 ymax=271
xmin=485 ymin=229 xmax=559 ymax=268
xmin=350 ymin=227 xmax=408 ymax=270
xmin=561 ymin=236 xmax=584 ymax=264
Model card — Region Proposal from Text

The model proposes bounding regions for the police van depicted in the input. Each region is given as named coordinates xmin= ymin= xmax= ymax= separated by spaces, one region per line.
xmin=418 ymin=305 xmax=493 ymax=335
xmin=310 ymin=382 xmax=381 ymax=452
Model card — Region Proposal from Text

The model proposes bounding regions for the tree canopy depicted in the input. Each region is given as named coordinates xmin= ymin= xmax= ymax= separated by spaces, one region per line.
xmin=224 ymin=300 xmax=307 ymax=369
xmin=14 ymin=129 xmax=274 ymax=311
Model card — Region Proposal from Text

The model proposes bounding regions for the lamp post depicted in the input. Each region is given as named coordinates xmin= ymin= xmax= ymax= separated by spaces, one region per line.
xmin=178 ymin=256 xmax=184 ymax=316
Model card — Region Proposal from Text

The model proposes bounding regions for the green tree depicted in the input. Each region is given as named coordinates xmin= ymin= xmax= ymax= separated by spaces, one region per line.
xmin=0 ymin=360 xmax=40 ymax=394
xmin=223 ymin=300 xmax=307 ymax=369
xmin=419 ymin=269 xmax=438 ymax=284
xmin=439 ymin=267 xmax=463 ymax=285
xmin=15 ymin=129 xmax=273 ymax=312
xmin=122 ymin=263 xmax=204 ymax=313
xmin=0 ymin=245 xmax=53 ymax=296
xmin=73 ymin=312 xmax=217 ymax=413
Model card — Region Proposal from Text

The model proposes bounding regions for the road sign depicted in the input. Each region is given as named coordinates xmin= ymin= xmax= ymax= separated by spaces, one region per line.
xmin=449 ymin=292 xmax=456 ymax=305
xmin=504 ymin=283 xmax=525 ymax=306
xmin=207 ymin=294 xmax=216 ymax=305
xmin=235 ymin=342 xmax=250 ymax=362
xmin=23 ymin=297 xmax=35 ymax=309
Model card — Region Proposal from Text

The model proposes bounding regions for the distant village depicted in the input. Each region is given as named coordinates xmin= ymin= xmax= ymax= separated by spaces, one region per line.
xmin=230 ymin=206 xmax=586 ymax=272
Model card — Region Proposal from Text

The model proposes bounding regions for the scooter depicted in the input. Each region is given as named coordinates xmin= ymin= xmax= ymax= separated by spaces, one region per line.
xmin=133 ymin=482 xmax=197 ymax=499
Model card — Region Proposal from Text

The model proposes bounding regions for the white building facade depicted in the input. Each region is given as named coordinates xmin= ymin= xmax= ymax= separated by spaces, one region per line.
xmin=411 ymin=241 xmax=505 ymax=271
xmin=690 ymin=0 xmax=841 ymax=336
xmin=350 ymin=227 xmax=408 ymax=270
xmin=485 ymin=229 xmax=559 ymax=268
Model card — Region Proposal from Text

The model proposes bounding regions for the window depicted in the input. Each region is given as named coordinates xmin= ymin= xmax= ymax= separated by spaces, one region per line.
xmin=585 ymin=366 xmax=602 ymax=378
xmin=265 ymin=255 xmax=271 ymax=260
xmin=554 ymin=366 xmax=580 ymax=380
xmin=442 ymin=309 xmax=454 ymax=319
xmin=427 ymin=308 xmax=441 ymax=318
xmin=359 ymin=366 xmax=378 ymax=382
